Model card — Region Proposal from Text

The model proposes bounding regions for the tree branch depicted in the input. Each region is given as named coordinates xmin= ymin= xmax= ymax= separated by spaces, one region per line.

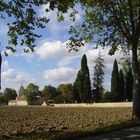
xmin=128 ymin=0 xmax=135 ymax=36
xmin=135 ymin=0 xmax=140 ymax=41
xmin=117 ymin=0 xmax=132 ymax=38
xmin=110 ymin=1 xmax=129 ymax=41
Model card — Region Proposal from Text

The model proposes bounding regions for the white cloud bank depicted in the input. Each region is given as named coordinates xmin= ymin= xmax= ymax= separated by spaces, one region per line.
xmin=36 ymin=40 xmax=123 ymax=90
xmin=36 ymin=40 xmax=88 ymax=66
xmin=1 ymin=61 xmax=36 ymax=91
xmin=44 ymin=67 xmax=77 ymax=85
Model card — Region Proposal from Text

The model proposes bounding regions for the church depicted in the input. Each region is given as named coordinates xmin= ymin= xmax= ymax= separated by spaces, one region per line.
xmin=8 ymin=85 xmax=28 ymax=106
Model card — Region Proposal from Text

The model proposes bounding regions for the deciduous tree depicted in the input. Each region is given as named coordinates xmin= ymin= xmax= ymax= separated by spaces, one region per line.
xmin=58 ymin=0 xmax=140 ymax=119
xmin=42 ymin=85 xmax=57 ymax=103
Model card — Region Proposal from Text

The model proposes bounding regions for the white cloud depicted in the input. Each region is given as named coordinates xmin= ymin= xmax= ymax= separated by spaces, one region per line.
xmin=36 ymin=40 xmax=88 ymax=66
xmin=58 ymin=56 xmax=80 ymax=67
xmin=2 ymin=69 xmax=35 ymax=84
xmin=44 ymin=67 xmax=77 ymax=84
xmin=2 ymin=61 xmax=8 ymax=68
xmin=2 ymin=68 xmax=17 ymax=80
xmin=36 ymin=41 xmax=67 ymax=59
xmin=1 ymin=67 xmax=36 ymax=91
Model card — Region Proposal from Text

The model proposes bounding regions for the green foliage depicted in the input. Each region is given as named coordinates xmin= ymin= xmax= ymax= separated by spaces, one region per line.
xmin=121 ymin=58 xmax=133 ymax=102
xmin=0 ymin=0 xmax=50 ymax=54
xmin=102 ymin=91 xmax=113 ymax=102
xmin=73 ymin=82 xmax=81 ymax=103
xmin=74 ymin=70 xmax=84 ymax=102
xmin=3 ymin=88 xmax=17 ymax=104
xmin=111 ymin=59 xmax=120 ymax=102
xmin=92 ymin=51 xmax=105 ymax=102
xmin=65 ymin=0 xmax=140 ymax=53
xmin=0 ymin=0 xmax=77 ymax=53
xmin=119 ymin=69 xmax=125 ymax=101
xmin=74 ymin=54 xmax=91 ymax=103
xmin=42 ymin=85 xmax=57 ymax=103
xmin=56 ymin=83 xmax=74 ymax=103
xmin=0 ymin=94 xmax=5 ymax=105
xmin=25 ymin=83 xmax=42 ymax=105
xmin=125 ymin=67 xmax=133 ymax=101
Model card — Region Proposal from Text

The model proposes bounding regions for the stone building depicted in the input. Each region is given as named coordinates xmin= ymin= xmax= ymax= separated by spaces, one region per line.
xmin=8 ymin=85 xmax=28 ymax=106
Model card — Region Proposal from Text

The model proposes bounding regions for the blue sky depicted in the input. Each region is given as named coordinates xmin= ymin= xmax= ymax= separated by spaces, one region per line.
xmin=1 ymin=4 xmax=122 ymax=92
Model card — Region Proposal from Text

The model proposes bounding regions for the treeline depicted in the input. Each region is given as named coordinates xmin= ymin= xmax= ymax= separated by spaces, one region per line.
xmin=0 ymin=88 xmax=17 ymax=105
xmin=0 ymin=83 xmax=74 ymax=105
xmin=109 ymin=59 xmax=133 ymax=102
xmin=0 ymin=54 xmax=134 ymax=105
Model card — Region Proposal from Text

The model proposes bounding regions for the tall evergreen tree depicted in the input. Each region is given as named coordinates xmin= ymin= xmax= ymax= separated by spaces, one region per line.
xmin=119 ymin=69 xmax=125 ymax=101
xmin=92 ymin=51 xmax=105 ymax=102
xmin=73 ymin=82 xmax=80 ymax=103
xmin=75 ymin=70 xmax=84 ymax=102
xmin=74 ymin=54 xmax=91 ymax=103
xmin=125 ymin=67 xmax=133 ymax=102
xmin=81 ymin=54 xmax=91 ymax=102
xmin=111 ymin=59 xmax=120 ymax=102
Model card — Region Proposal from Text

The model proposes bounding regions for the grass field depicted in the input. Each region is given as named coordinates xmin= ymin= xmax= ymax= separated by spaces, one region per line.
xmin=0 ymin=106 xmax=134 ymax=139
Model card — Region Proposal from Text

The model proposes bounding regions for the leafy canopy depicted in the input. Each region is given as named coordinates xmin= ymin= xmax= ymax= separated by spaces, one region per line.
xmin=0 ymin=0 xmax=79 ymax=54
xmin=64 ymin=0 xmax=140 ymax=54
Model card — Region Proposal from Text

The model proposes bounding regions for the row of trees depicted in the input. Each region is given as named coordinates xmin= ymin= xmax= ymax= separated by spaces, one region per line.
xmin=0 ymin=54 xmax=134 ymax=105
xmin=73 ymin=53 xmax=105 ymax=103
xmin=0 ymin=83 xmax=74 ymax=105
xmin=73 ymin=53 xmax=134 ymax=103
xmin=111 ymin=60 xmax=133 ymax=102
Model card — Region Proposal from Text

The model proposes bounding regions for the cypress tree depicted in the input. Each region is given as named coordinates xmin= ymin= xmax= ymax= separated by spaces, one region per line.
xmin=92 ymin=51 xmax=105 ymax=102
xmin=119 ymin=69 xmax=125 ymax=101
xmin=125 ymin=67 xmax=133 ymax=101
xmin=111 ymin=59 xmax=120 ymax=102
xmin=73 ymin=81 xmax=81 ymax=103
xmin=81 ymin=54 xmax=91 ymax=102
xmin=74 ymin=54 xmax=91 ymax=103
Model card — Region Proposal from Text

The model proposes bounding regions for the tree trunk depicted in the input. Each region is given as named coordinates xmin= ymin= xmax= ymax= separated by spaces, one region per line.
xmin=132 ymin=42 xmax=140 ymax=120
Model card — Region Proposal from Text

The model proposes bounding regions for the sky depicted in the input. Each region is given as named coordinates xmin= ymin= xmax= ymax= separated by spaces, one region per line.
xmin=0 ymin=4 xmax=123 ymax=92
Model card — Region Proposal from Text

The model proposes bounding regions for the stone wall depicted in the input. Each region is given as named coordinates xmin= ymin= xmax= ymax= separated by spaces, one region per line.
xmin=8 ymin=100 xmax=17 ymax=106
xmin=8 ymin=100 xmax=28 ymax=106
xmin=17 ymin=100 xmax=28 ymax=106
xmin=53 ymin=102 xmax=132 ymax=107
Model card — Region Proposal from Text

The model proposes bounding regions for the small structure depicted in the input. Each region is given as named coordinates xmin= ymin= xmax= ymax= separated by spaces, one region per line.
xmin=8 ymin=85 xmax=28 ymax=106
xmin=42 ymin=101 xmax=47 ymax=106
xmin=8 ymin=100 xmax=17 ymax=106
